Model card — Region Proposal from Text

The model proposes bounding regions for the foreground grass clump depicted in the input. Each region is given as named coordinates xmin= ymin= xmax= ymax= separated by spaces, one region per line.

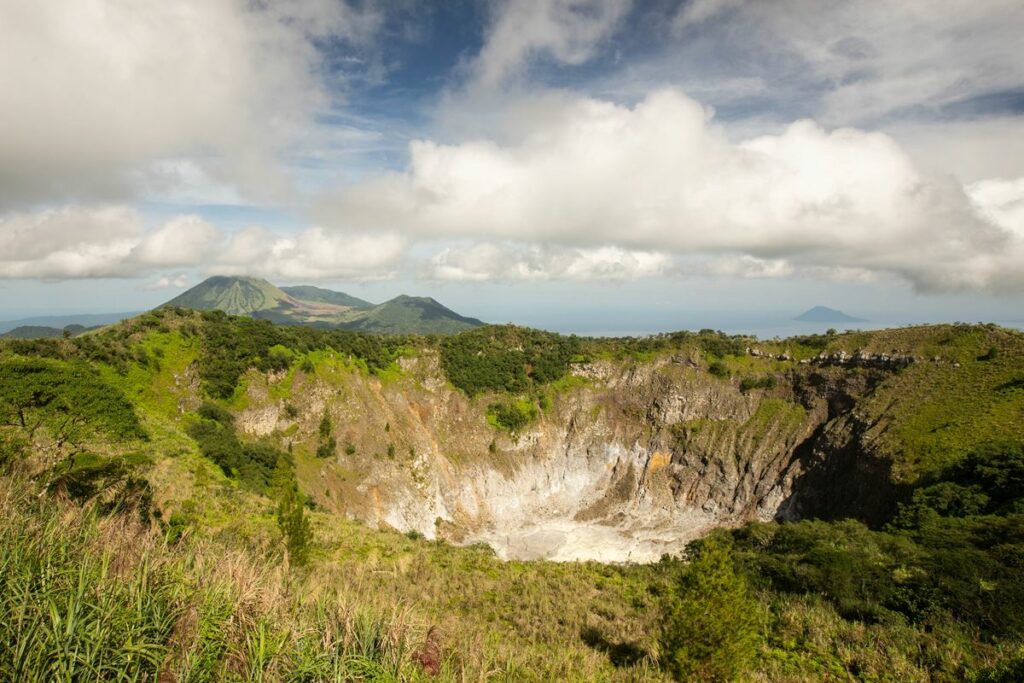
xmin=0 ymin=479 xmax=440 ymax=682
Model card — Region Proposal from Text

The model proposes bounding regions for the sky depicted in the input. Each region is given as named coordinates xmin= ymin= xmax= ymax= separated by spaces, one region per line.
xmin=1 ymin=0 xmax=1023 ymax=333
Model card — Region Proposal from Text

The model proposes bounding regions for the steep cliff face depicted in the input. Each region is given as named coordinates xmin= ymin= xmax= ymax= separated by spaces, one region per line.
xmin=233 ymin=350 xmax=902 ymax=562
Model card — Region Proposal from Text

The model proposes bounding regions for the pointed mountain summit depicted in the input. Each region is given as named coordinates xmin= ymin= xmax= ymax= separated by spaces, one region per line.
xmin=163 ymin=276 xmax=296 ymax=316
xmin=794 ymin=305 xmax=867 ymax=323
xmin=159 ymin=276 xmax=482 ymax=334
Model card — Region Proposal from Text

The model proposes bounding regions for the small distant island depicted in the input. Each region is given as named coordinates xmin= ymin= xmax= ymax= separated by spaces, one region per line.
xmin=794 ymin=305 xmax=867 ymax=323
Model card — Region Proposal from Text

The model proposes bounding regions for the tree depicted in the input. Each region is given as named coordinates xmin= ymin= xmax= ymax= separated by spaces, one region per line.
xmin=659 ymin=535 xmax=764 ymax=682
xmin=274 ymin=457 xmax=313 ymax=566
xmin=315 ymin=410 xmax=336 ymax=458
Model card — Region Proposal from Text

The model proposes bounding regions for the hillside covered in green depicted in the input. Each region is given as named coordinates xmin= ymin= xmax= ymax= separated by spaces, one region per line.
xmin=1 ymin=310 xmax=1023 ymax=681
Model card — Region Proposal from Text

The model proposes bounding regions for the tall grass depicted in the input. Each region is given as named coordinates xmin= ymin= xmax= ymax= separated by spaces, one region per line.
xmin=0 ymin=479 xmax=439 ymax=682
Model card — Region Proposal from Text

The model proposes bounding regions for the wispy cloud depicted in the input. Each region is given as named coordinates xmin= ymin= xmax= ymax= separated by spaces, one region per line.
xmin=469 ymin=0 xmax=631 ymax=88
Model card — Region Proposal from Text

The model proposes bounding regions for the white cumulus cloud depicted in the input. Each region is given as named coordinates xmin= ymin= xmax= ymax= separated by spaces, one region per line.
xmin=0 ymin=206 xmax=406 ymax=282
xmin=130 ymin=215 xmax=224 ymax=267
xmin=218 ymin=226 xmax=406 ymax=281
xmin=0 ymin=206 xmax=141 ymax=279
xmin=319 ymin=88 xmax=1023 ymax=291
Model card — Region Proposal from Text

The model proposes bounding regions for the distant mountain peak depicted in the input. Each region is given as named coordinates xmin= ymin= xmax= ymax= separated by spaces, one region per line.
xmin=387 ymin=294 xmax=437 ymax=304
xmin=163 ymin=275 xmax=293 ymax=316
xmin=794 ymin=306 xmax=867 ymax=323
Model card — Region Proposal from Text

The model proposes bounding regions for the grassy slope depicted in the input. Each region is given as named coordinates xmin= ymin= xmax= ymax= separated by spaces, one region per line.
xmin=847 ymin=325 xmax=1024 ymax=481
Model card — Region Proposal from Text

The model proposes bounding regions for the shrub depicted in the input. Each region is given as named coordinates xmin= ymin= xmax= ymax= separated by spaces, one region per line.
xmin=732 ymin=443 xmax=1024 ymax=637
xmin=262 ymin=344 xmax=295 ymax=372
xmin=707 ymin=360 xmax=729 ymax=378
xmin=739 ymin=376 xmax=777 ymax=393
xmin=46 ymin=452 xmax=150 ymax=504
xmin=697 ymin=332 xmax=746 ymax=358
xmin=0 ymin=435 xmax=28 ymax=472
xmin=197 ymin=401 xmax=234 ymax=426
xmin=316 ymin=439 xmax=336 ymax=459
xmin=973 ymin=646 xmax=1024 ymax=682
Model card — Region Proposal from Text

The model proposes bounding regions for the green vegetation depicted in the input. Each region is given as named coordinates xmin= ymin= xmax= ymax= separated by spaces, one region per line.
xmin=275 ymin=457 xmax=313 ymax=566
xmin=440 ymin=325 xmax=580 ymax=396
xmin=487 ymin=397 xmax=538 ymax=432
xmin=340 ymin=294 xmax=483 ymax=335
xmin=0 ymin=357 xmax=146 ymax=448
xmin=0 ymin=478 xmax=433 ymax=682
xmin=2 ymin=313 xmax=1024 ymax=681
xmin=707 ymin=359 xmax=730 ymax=378
xmin=739 ymin=375 xmax=777 ymax=393
xmin=195 ymin=310 xmax=410 ymax=398
xmin=316 ymin=410 xmax=337 ymax=458
xmin=162 ymin=275 xmax=482 ymax=334
xmin=659 ymin=535 xmax=764 ymax=681
xmin=730 ymin=442 xmax=1024 ymax=641
xmin=0 ymin=324 xmax=78 ymax=339
xmin=186 ymin=401 xmax=288 ymax=494
xmin=850 ymin=324 xmax=1024 ymax=481
xmin=45 ymin=451 xmax=154 ymax=517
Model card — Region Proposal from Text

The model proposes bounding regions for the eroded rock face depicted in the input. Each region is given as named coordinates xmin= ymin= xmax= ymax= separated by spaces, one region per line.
xmin=235 ymin=355 xmax=898 ymax=563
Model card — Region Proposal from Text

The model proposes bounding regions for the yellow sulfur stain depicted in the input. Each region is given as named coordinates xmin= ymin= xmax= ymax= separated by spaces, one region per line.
xmin=646 ymin=450 xmax=671 ymax=476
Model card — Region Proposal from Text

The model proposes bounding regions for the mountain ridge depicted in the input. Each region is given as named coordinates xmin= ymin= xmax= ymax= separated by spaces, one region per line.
xmin=161 ymin=275 xmax=484 ymax=334
xmin=279 ymin=285 xmax=373 ymax=309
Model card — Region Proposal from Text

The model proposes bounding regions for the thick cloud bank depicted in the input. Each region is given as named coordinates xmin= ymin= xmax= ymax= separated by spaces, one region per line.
xmin=324 ymin=89 xmax=1023 ymax=292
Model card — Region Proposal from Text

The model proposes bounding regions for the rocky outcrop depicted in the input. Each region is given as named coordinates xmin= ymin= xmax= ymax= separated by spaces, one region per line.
xmin=749 ymin=346 xmax=918 ymax=369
